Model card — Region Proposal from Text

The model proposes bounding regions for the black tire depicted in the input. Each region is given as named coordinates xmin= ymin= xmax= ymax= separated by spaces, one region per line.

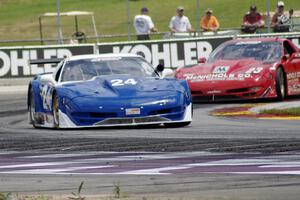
xmin=164 ymin=121 xmax=191 ymax=128
xmin=28 ymin=88 xmax=37 ymax=128
xmin=52 ymin=93 xmax=60 ymax=128
xmin=275 ymin=68 xmax=286 ymax=101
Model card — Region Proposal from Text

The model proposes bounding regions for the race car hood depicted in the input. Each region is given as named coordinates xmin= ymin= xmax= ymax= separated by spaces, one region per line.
xmin=178 ymin=59 xmax=272 ymax=78
xmin=58 ymin=75 xmax=185 ymax=100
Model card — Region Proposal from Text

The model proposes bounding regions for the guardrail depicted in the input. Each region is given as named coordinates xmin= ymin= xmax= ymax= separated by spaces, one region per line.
xmin=1 ymin=23 xmax=300 ymax=46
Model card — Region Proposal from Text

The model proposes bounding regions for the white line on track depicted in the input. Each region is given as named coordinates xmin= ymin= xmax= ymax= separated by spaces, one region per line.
xmin=1 ymin=152 xmax=300 ymax=175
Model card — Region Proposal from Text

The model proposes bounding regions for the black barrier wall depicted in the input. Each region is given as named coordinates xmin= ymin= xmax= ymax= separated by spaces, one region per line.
xmin=98 ymin=36 xmax=233 ymax=68
xmin=1 ymin=34 xmax=300 ymax=78
xmin=0 ymin=45 xmax=94 ymax=78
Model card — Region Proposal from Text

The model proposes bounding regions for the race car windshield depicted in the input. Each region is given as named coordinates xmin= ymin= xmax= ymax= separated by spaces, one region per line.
xmin=207 ymin=41 xmax=282 ymax=63
xmin=60 ymin=57 xmax=157 ymax=82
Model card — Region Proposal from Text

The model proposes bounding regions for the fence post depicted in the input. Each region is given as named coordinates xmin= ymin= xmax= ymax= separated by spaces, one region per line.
xmin=266 ymin=0 xmax=271 ymax=33
xmin=196 ymin=0 xmax=201 ymax=33
xmin=126 ymin=0 xmax=132 ymax=41
xmin=56 ymin=0 xmax=63 ymax=44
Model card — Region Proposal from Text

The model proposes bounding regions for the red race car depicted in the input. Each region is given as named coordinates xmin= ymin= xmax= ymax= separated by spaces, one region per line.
xmin=175 ymin=38 xmax=300 ymax=101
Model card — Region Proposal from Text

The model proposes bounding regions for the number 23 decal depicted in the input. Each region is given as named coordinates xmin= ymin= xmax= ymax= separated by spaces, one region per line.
xmin=111 ymin=79 xmax=137 ymax=86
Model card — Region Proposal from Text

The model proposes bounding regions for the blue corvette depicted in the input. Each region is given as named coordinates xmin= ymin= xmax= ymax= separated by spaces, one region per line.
xmin=28 ymin=54 xmax=192 ymax=128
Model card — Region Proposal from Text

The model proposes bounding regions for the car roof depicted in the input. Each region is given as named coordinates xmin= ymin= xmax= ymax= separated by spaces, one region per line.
xmin=66 ymin=53 xmax=142 ymax=61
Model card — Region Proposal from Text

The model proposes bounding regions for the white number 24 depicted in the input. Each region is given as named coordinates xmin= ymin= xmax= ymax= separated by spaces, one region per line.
xmin=111 ymin=79 xmax=137 ymax=86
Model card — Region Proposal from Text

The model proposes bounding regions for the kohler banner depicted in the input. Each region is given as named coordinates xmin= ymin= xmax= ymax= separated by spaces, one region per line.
xmin=1 ymin=34 xmax=300 ymax=78
xmin=98 ymin=37 xmax=233 ymax=68
xmin=0 ymin=45 xmax=94 ymax=78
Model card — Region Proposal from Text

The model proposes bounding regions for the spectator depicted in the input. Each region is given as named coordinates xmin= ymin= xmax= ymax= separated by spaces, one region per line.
xmin=242 ymin=5 xmax=265 ymax=33
xmin=200 ymin=8 xmax=220 ymax=32
xmin=169 ymin=6 xmax=194 ymax=33
xmin=272 ymin=1 xmax=290 ymax=32
xmin=134 ymin=7 xmax=158 ymax=40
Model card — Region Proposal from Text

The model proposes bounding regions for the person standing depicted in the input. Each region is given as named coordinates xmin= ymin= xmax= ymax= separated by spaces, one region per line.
xmin=242 ymin=5 xmax=265 ymax=33
xmin=169 ymin=6 xmax=194 ymax=33
xmin=134 ymin=7 xmax=158 ymax=40
xmin=272 ymin=1 xmax=290 ymax=32
xmin=200 ymin=8 xmax=220 ymax=32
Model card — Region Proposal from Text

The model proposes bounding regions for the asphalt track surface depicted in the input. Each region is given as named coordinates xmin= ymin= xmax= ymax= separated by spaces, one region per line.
xmin=1 ymin=90 xmax=300 ymax=199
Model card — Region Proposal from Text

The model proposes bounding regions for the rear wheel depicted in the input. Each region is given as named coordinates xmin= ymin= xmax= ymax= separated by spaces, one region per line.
xmin=164 ymin=122 xmax=191 ymax=128
xmin=52 ymin=93 xmax=60 ymax=128
xmin=275 ymin=68 xmax=286 ymax=101
xmin=29 ymin=88 xmax=37 ymax=128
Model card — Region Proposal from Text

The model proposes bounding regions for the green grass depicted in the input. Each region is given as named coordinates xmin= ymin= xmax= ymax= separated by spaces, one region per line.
xmin=0 ymin=0 xmax=300 ymax=45
xmin=260 ymin=107 xmax=300 ymax=116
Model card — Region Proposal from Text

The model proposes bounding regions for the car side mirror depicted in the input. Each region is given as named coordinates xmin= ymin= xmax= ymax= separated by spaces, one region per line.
xmin=198 ymin=57 xmax=207 ymax=63
xmin=156 ymin=63 xmax=165 ymax=72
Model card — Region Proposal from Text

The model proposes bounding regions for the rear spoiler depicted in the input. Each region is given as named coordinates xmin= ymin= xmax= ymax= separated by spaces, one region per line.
xmin=29 ymin=58 xmax=64 ymax=65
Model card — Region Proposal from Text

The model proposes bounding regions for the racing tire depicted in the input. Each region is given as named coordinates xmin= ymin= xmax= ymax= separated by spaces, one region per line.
xmin=52 ymin=93 xmax=60 ymax=128
xmin=164 ymin=121 xmax=191 ymax=128
xmin=29 ymin=88 xmax=37 ymax=128
xmin=275 ymin=68 xmax=286 ymax=101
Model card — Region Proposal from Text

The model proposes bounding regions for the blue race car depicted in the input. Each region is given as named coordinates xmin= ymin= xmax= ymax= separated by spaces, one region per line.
xmin=28 ymin=54 xmax=192 ymax=128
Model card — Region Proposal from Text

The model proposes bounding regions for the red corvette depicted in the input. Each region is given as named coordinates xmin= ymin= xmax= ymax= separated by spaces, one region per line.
xmin=175 ymin=38 xmax=300 ymax=101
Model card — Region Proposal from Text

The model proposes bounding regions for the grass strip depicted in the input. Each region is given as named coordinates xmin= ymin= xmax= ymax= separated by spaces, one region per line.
xmin=260 ymin=107 xmax=300 ymax=116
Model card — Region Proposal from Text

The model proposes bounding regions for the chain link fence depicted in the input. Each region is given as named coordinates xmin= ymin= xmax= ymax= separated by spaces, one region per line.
xmin=0 ymin=0 xmax=300 ymax=46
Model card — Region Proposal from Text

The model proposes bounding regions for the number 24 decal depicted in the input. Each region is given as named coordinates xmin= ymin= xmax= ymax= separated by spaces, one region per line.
xmin=111 ymin=79 xmax=137 ymax=86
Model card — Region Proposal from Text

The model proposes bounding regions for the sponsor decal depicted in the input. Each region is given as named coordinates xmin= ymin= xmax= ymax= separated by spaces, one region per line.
xmin=213 ymin=66 xmax=230 ymax=74
xmin=287 ymin=72 xmax=300 ymax=80
xmin=184 ymin=73 xmax=251 ymax=82
xmin=39 ymin=84 xmax=53 ymax=110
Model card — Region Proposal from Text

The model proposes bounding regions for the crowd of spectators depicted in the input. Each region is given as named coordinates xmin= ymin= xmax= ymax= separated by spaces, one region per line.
xmin=133 ymin=1 xmax=295 ymax=40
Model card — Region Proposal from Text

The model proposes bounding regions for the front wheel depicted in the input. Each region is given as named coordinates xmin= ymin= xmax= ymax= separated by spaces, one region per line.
xmin=275 ymin=68 xmax=286 ymax=101
xmin=52 ymin=93 xmax=60 ymax=128
xmin=164 ymin=122 xmax=191 ymax=128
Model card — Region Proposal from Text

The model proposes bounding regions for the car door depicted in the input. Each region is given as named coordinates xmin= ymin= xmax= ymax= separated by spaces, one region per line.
xmin=39 ymin=61 xmax=63 ymax=112
xmin=282 ymin=40 xmax=300 ymax=95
